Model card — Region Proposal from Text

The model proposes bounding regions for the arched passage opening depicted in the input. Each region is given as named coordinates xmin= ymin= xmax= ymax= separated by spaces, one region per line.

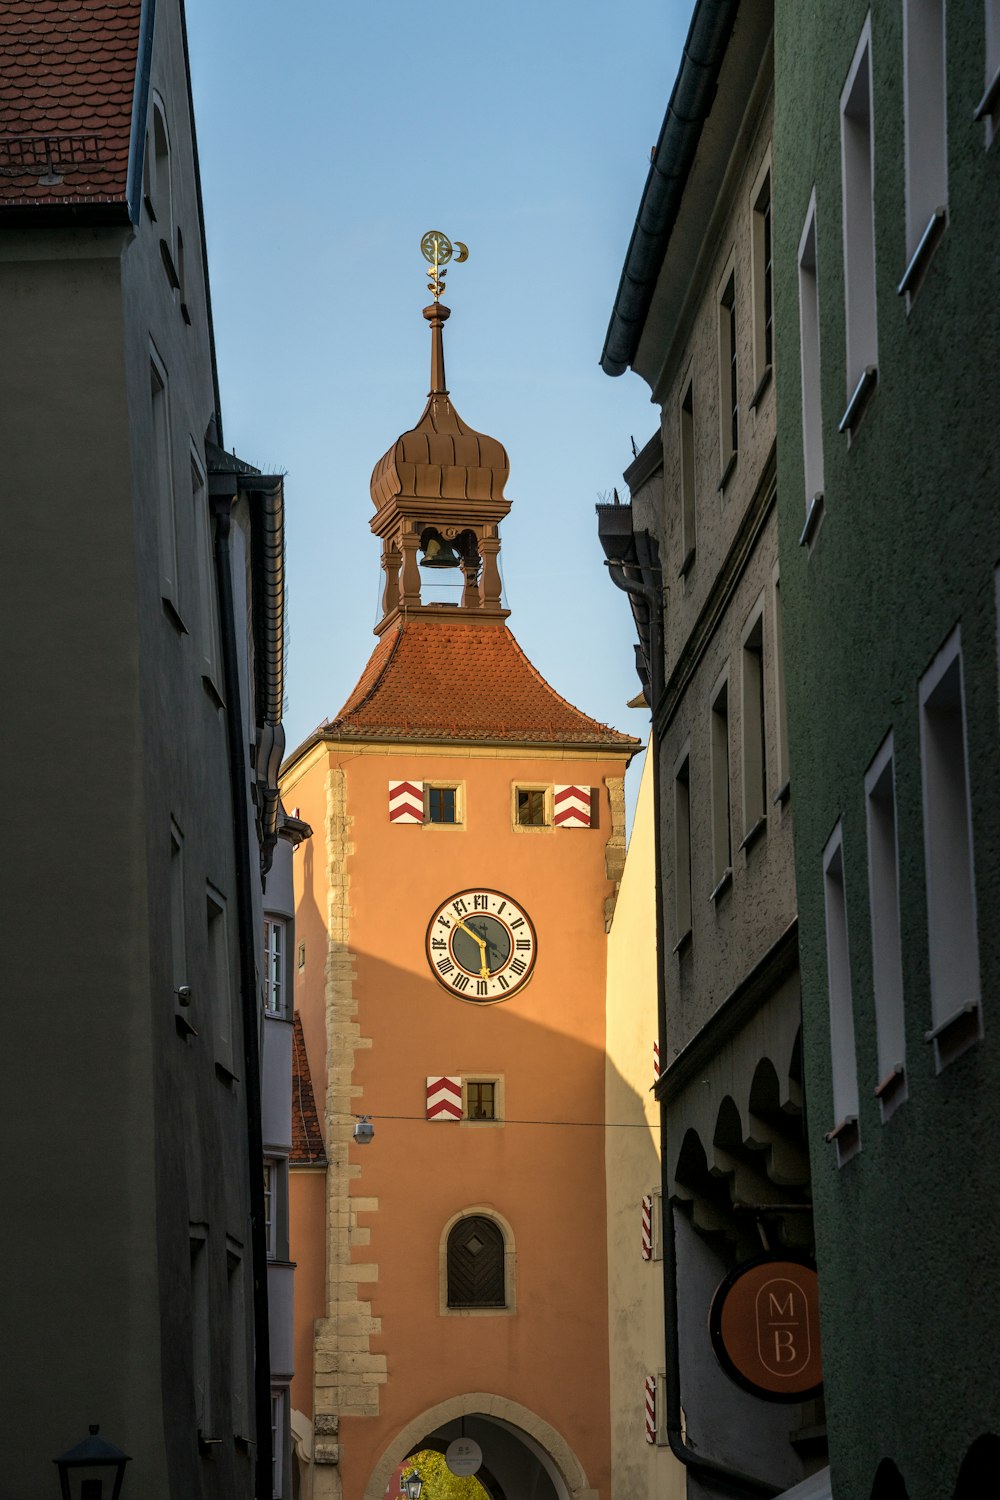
xmin=364 ymin=1395 xmax=597 ymax=1500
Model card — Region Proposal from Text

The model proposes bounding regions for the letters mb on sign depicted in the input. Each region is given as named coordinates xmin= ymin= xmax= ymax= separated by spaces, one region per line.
xmin=709 ymin=1256 xmax=823 ymax=1402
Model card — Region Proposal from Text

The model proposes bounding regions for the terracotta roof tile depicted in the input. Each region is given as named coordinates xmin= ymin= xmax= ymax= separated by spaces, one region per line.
xmin=0 ymin=0 xmax=141 ymax=206
xmin=291 ymin=1012 xmax=326 ymax=1167
xmin=322 ymin=617 xmax=640 ymax=749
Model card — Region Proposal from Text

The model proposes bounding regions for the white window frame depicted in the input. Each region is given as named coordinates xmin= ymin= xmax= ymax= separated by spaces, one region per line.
xmin=823 ymin=824 xmax=861 ymax=1166
xmin=263 ymin=1157 xmax=277 ymax=1259
xmin=263 ymin=916 xmax=287 ymax=1018
xmin=840 ymin=16 xmax=879 ymax=430
xmin=919 ymin=627 xmax=982 ymax=1070
xmin=271 ymin=1386 xmax=287 ymax=1500
xmin=865 ymin=734 xmax=907 ymax=1119
xmin=797 ymin=191 xmax=826 ymax=540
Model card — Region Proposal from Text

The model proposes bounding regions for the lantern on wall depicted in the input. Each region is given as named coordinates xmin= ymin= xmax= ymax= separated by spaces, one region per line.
xmin=53 ymin=1426 xmax=131 ymax=1500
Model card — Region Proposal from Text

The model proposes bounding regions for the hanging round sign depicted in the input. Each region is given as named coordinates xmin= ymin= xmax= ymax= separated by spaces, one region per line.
xmin=445 ymin=1438 xmax=483 ymax=1477
xmin=708 ymin=1254 xmax=823 ymax=1402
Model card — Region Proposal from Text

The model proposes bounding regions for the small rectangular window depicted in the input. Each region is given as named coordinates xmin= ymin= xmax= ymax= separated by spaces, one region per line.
xmin=271 ymin=1387 xmax=287 ymax=1500
xmin=865 ymin=734 xmax=907 ymax=1117
xmin=227 ymin=1243 xmax=248 ymax=1435
xmin=919 ymin=628 xmax=982 ymax=1070
xmin=710 ymin=676 xmax=732 ymax=894
xmin=170 ymin=822 xmax=186 ymax=994
xmin=673 ymin=753 xmax=692 ymax=945
xmin=189 ymin=1228 xmax=211 ymax=1432
xmin=718 ymin=270 xmax=738 ymax=480
xmin=741 ymin=609 xmax=767 ymax=842
xmin=263 ymin=1158 xmax=277 ymax=1258
xmin=823 ymin=826 xmax=861 ymax=1165
xmin=679 ymin=379 xmax=696 ymax=575
xmin=902 ymin=0 xmax=947 ymax=291
xmin=840 ymin=21 xmax=878 ymax=418
xmin=191 ymin=448 xmax=218 ymax=677
xmin=263 ymin=917 xmax=286 ymax=1018
xmin=751 ymin=162 xmax=773 ymax=392
xmin=150 ymin=348 xmax=177 ymax=600
xmin=797 ymin=194 xmax=825 ymax=520
xmin=207 ymin=886 xmax=234 ymax=1073
xmin=516 ymin=787 xmax=549 ymax=827
xmin=427 ymin=785 xmax=458 ymax=824
xmin=466 ymin=1080 xmax=496 ymax=1121
xmin=771 ymin=570 xmax=790 ymax=799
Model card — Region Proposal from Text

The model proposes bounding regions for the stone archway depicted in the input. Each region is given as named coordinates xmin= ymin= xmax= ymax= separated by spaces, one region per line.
xmin=363 ymin=1394 xmax=598 ymax=1500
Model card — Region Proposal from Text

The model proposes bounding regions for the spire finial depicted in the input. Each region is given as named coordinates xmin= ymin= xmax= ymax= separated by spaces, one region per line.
xmin=420 ymin=229 xmax=469 ymax=303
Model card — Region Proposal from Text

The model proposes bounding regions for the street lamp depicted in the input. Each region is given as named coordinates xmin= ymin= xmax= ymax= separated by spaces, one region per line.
xmin=54 ymin=1426 xmax=131 ymax=1500
xmin=400 ymin=1471 xmax=423 ymax=1500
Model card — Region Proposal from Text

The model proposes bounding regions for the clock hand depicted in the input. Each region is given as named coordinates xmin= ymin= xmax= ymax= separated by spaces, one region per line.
xmin=455 ymin=918 xmax=491 ymax=980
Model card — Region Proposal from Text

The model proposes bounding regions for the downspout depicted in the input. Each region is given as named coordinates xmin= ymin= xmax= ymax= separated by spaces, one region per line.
xmin=211 ymin=487 xmax=273 ymax=1498
xmin=606 ymin=563 xmax=778 ymax=1500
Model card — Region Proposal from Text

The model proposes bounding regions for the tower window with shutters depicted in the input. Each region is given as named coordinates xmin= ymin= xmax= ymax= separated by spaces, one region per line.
xmin=447 ymin=1215 xmax=507 ymax=1307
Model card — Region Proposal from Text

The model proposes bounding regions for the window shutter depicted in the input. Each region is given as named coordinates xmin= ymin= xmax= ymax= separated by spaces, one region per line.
xmin=447 ymin=1215 xmax=506 ymax=1307
xmin=641 ymin=1195 xmax=653 ymax=1260
xmin=553 ymin=785 xmax=592 ymax=827
xmin=644 ymin=1375 xmax=656 ymax=1444
xmin=389 ymin=780 xmax=423 ymax=823
xmin=426 ymin=1076 xmax=462 ymax=1121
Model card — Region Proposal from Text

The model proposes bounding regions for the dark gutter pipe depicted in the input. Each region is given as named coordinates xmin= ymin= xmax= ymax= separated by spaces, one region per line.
xmin=601 ymin=0 xmax=740 ymax=377
xmin=605 ymin=562 xmax=778 ymax=1500
xmin=211 ymin=488 xmax=273 ymax=1499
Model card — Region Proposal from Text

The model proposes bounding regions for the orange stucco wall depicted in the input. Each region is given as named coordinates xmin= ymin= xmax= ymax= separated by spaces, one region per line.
xmin=286 ymin=737 xmax=632 ymax=1500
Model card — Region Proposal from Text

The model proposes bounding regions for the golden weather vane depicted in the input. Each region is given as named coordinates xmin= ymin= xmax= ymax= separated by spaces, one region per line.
xmin=420 ymin=229 xmax=469 ymax=302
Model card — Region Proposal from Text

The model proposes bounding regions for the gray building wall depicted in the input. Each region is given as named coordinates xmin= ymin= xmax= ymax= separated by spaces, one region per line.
xmin=774 ymin=3 xmax=1000 ymax=1497
xmin=1 ymin=1 xmax=270 ymax=1495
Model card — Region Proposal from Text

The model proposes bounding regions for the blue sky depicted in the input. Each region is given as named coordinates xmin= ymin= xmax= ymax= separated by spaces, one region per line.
xmin=186 ymin=1 xmax=692 ymax=803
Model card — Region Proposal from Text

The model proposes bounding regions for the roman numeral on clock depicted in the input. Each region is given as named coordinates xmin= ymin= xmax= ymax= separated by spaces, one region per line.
xmin=476 ymin=980 xmax=488 ymax=996
xmin=452 ymin=973 xmax=470 ymax=992
xmin=436 ymin=957 xmax=455 ymax=975
xmin=515 ymin=938 xmax=531 ymax=950
xmin=509 ymin=918 xmax=525 ymax=930
xmin=431 ymin=938 xmax=447 ymax=950
xmin=511 ymin=958 xmax=526 ymax=976
xmin=473 ymin=894 xmax=488 ymax=910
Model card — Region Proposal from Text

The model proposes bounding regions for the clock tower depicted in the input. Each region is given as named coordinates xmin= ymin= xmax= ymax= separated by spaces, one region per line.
xmin=283 ymin=243 xmax=639 ymax=1500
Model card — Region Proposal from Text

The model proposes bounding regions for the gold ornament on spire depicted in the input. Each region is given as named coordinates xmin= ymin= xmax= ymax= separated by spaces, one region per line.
xmin=420 ymin=229 xmax=469 ymax=301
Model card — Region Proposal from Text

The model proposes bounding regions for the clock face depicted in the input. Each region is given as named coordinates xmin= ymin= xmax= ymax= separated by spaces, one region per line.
xmin=426 ymin=889 xmax=537 ymax=1002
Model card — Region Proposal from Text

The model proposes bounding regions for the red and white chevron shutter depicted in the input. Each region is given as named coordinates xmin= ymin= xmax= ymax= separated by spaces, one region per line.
xmin=553 ymin=784 xmax=592 ymax=828
xmin=641 ymin=1195 xmax=653 ymax=1260
xmin=389 ymin=780 xmax=423 ymax=823
xmin=644 ymin=1375 xmax=656 ymax=1443
xmin=653 ymin=1040 xmax=661 ymax=1084
xmin=426 ymin=1076 xmax=462 ymax=1121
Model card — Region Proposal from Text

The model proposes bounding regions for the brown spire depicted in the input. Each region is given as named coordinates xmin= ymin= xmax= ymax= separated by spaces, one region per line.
xmin=425 ymin=302 xmax=449 ymax=397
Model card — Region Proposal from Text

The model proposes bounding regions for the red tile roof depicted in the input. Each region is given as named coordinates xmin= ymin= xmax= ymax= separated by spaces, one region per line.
xmin=291 ymin=1012 xmax=326 ymax=1167
xmin=320 ymin=617 xmax=639 ymax=750
xmin=0 ymin=1 xmax=142 ymax=207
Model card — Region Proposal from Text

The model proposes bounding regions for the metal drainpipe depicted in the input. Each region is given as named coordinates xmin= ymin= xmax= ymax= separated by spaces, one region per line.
xmin=211 ymin=488 xmax=273 ymax=1499
xmin=606 ymin=562 xmax=778 ymax=1500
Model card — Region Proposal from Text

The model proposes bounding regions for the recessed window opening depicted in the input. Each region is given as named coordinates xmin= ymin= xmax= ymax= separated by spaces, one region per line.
xmin=771 ymin=572 xmax=790 ymax=798
xmin=710 ymin=677 xmax=732 ymax=892
xmin=227 ymin=1246 xmax=248 ymax=1436
xmin=206 ymin=887 xmax=234 ymax=1072
xmin=903 ymin=1 xmax=948 ymax=269
xmin=170 ymin=823 xmax=186 ymax=993
xmin=150 ymin=351 xmax=177 ymax=600
xmin=865 ymin=736 xmax=907 ymax=1118
xmin=719 ymin=272 xmax=738 ymax=474
xmin=680 ymin=380 xmax=696 ymax=573
xmin=982 ymin=1 xmax=1000 ymax=138
xmin=151 ymin=99 xmax=171 ymax=231
xmin=741 ymin=611 xmax=767 ymax=839
xmin=516 ymin=787 xmax=547 ymax=826
xmin=797 ymin=195 xmax=825 ymax=511
xmin=263 ymin=1158 xmax=277 ymax=1258
xmin=271 ymin=1388 xmax=287 ymax=1500
xmin=189 ymin=1230 xmax=211 ymax=1431
xmin=823 ymin=827 xmax=861 ymax=1165
xmin=427 ymin=786 xmax=457 ymax=824
xmin=673 ymin=753 xmax=692 ymax=944
xmin=447 ymin=1215 xmax=506 ymax=1308
xmin=841 ymin=22 xmax=878 ymax=401
xmin=752 ymin=166 xmax=774 ymax=385
xmin=919 ymin=630 xmax=982 ymax=1067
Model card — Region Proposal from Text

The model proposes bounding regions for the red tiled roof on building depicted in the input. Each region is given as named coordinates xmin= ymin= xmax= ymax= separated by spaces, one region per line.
xmin=0 ymin=0 xmax=143 ymax=208
xmin=291 ymin=1012 xmax=326 ymax=1167
xmin=320 ymin=616 xmax=639 ymax=750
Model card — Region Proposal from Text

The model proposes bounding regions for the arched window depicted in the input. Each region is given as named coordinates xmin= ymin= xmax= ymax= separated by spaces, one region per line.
xmin=447 ymin=1215 xmax=506 ymax=1308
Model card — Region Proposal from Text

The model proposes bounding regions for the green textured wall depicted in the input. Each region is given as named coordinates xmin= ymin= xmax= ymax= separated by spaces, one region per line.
xmin=773 ymin=3 xmax=1000 ymax=1497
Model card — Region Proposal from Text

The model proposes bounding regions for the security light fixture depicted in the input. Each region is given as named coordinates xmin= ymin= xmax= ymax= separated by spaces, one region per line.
xmin=54 ymin=1426 xmax=131 ymax=1500
xmin=353 ymin=1116 xmax=374 ymax=1145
